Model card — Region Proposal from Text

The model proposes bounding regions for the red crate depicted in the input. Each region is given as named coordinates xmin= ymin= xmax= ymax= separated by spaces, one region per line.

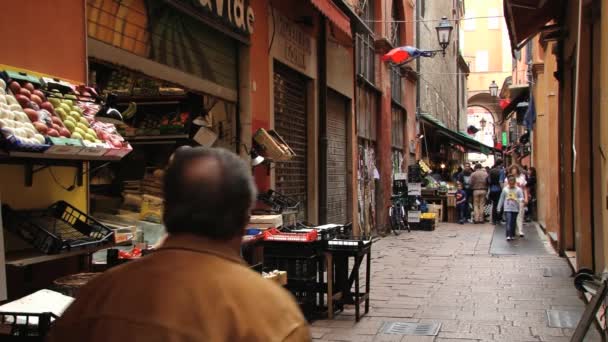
xmin=263 ymin=228 xmax=318 ymax=242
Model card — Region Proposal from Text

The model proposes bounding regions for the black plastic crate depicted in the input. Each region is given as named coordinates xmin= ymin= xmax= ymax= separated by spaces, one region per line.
xmin=263 ymin=240 xmax=324 ymax=258
xmin=326 ymin=239 xmax=372 ymax=252
xmin=257 ymin=190 xmax=300 ymax=213
xmin=410 ymin=219 xmax=435 ymax=231
xmin=0 ymin=311 xmax=56 ymax=341
xmin=263 ymin=254 xmax=321 ymax=282
xmin=2 ymin=201 xmax=114 ymax=254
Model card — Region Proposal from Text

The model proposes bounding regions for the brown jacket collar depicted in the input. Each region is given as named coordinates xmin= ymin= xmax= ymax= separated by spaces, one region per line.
xmin=160 ymin=234 xmax=246 ymax=265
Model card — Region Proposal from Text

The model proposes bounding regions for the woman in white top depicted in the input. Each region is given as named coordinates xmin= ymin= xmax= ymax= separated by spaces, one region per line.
xmin=509 ymin=165 xmax=528 ymax=237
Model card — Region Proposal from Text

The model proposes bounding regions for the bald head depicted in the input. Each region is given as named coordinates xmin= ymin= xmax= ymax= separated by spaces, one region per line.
xmin=163 ymin=147 xmax=257 ymax=240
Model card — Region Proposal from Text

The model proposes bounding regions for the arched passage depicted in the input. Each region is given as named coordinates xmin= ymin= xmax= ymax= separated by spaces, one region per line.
xmin=467 ymin=92 xmax=502 ymax=124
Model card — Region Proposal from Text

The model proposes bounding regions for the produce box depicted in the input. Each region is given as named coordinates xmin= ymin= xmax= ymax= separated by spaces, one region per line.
xmin=249 ymin=214 xmax=283 ymax=230
xmin=45 ymin=137 xmax=84 ymax=155
xmin=104 ymin=143 xmax=133 ymax=159
xmin=253 ymin=128 xmax=295 ymax=161
xmin=139 ymin=194 xmax=162 ymax=223
xmin=78 ymin=140 xmax=110 ymax=157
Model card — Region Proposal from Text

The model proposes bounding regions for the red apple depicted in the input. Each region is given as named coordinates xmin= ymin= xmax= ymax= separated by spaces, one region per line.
xmin=52 ymin=123 xmax=62 ymax=132
xmin=51 ymin=116 xmax=63 ymax=126
xmin=19 ymin=88 xmax=31 ymax=98
xmin=32 ymin=89 xmax=45 ymax=101
xmin=30 ymin=94 xmax=43 ymax=106
xmin=59 ymin=127 xmax=71 ymax=137
xmin=24 ymin=83 xmax=35 ymax=92
xmin=15 ymin=94 xmax=29 ymax=107
xmin=47 ymin=128 xmax=60 ymax=137
xmin=8 ymin=81 xmax=20 ymax=94
xmin=33 ymin=121 xmax=48 ymax=134
xmin=23 ymin=108 xmax=39 ymax=122
xmin=40 ymin=102 xmax=55 ymax=113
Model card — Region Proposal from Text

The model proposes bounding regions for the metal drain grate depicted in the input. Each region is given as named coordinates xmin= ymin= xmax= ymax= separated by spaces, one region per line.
xmin=380 ymin=322 xmax=441 ymax=336
xmin=546 ymin=310 xmax=582 ymax=328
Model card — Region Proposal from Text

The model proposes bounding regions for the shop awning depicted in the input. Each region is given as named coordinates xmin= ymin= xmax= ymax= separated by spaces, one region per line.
xmin=504 ymin=0 xmax=563 ymax=52
xmin=502 ymin=85 xmax=529 ymax=120
xmin=419 ymin=113 xmax=495 ymax=155
xmin=311 ymin=0 xmax=352 ymax=38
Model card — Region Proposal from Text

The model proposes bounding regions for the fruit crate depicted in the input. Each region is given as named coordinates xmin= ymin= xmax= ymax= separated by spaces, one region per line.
xmin=2 ymin=201 xmax=114 ymax=254
xmin=0 ymin=134 xmax=51 ymax=153
xmin=410 ymin=218 xmax=436 ymax=231
xmin=0 ymin=311 xmax=56 ymax=341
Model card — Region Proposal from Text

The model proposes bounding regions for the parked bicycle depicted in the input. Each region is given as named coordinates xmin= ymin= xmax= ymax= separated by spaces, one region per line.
xmin=389 ymin=194 xmax=409 ymax=235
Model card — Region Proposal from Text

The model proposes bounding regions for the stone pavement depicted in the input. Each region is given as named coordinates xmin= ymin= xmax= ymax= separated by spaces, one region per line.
xmin=311 ymin=223 xmax=592 ymax=342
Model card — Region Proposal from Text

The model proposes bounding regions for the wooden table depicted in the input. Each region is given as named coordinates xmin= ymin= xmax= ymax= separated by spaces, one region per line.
xmin=325 ymin=240 xmax=372 ymax=322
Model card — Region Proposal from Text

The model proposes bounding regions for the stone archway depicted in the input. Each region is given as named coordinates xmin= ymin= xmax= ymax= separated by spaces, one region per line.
xmin=467 ymin=92 xmax=502 ymax=124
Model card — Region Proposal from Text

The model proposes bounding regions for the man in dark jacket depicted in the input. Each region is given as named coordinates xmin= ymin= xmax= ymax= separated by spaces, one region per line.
xmin=488 ymin=159 xmax=506 ymax=224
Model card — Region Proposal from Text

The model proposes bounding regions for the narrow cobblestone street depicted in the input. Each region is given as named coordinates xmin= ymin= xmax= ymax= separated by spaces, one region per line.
xmin=311 ymin=223 xmax=590 ymax=342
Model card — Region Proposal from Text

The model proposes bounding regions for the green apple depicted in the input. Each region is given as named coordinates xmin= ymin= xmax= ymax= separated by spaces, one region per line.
xmin=84 ymin=133 xmax=96 ymax=142
xmin=76 ymin=122 xmax=88 ymax=132
xmin=69 ymin=111 xmax=81 ymax=120
xmin=74 ymin=127 xmax=86 ymax=136
xmin=64 ymin=120 xmax=76 ymax=132
xmin=79 ymin=117 xmax=90 ymax=127
xmin=65 ymin=94 xmax=77 ymax=100
xmin=62 ymin=99 xmax=74 ymax=107
xmin=86 ymin=128 xmax=97 ymax=138
xmin=71 ymin=132 xmax=83 ymax=140
xmin=55 ymin=108 xmax=67 ymax=120
xmin=59 ymin=103 xmax=71 ymax=112
xmin=49 ymin=98 xmax=61 ymax=107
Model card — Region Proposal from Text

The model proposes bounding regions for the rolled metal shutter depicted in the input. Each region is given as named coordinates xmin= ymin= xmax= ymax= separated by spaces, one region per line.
xmin=274 ymin=63 xmax=308 ymax=219
xmin=327 ymin=90 xmax=348 ymax=224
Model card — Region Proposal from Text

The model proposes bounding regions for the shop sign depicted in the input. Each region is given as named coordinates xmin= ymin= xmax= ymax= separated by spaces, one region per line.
xmin=274 ymin=12 xmax=313 ymax=70
xmin=186 ymin=0 xmax=255 ymax=35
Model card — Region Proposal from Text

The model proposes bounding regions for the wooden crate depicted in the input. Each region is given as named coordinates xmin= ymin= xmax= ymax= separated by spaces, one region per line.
xmin=253 ymin=128 xmax=296 ymax=161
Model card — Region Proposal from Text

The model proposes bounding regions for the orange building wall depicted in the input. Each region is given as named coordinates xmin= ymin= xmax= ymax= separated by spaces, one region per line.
xmin=0 ymin=0 xmax=88 ymax=212
xmin=0 ymin=0 xmax=87 ymax=83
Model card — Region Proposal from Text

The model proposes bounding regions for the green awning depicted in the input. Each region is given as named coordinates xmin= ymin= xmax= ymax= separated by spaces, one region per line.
xmin=419 ymin=113 xmax=494 ymax=155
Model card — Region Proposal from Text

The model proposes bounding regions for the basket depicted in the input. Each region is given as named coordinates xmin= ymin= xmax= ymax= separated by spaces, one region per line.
xmin=263 ymin=228 xmax=317 ymax=243
xmin=0 ymin=311 xmax=56 ymax=340
xmin=52 ymin=273 xmax=100 ymax=297
xmin=2 ymin=201 xmax=114 ymax=254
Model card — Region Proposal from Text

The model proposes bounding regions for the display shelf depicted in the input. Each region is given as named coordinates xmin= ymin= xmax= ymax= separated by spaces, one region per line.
xmin=0 ymin=151 xmax=123 ymax=187
xmin=115 ymin=94 xmax=187 ymax=105
xmin=124 ymin=134 xmax=189 ymax=141
xmin=6 ymin=244 xmax=121 ymax=267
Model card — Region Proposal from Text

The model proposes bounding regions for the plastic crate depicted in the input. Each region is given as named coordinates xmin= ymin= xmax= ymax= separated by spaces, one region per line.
xmin=257 ymin=190 xmax=300 ymax=213
xmin=0 ymin=134 xmax=51 ymax=153
xmin=411 ymin=218 xmax=435 ymax=231
xmin=0 ymin=311 xmax=56 ymax=340
xmin=326 ymin=239 xmax=372 ymax=252
xmin=2 ymin=201 xmax=114 ymax=254
xmin=263 ymin=228 xmax=317 ymax=242
xmin=264 ymin=255 xmax=320 ymax=282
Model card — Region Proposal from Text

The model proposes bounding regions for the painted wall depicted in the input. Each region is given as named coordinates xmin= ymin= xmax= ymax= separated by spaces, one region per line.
xmin=600 ymin=0 xmax=608 ymax=272
xmin=463 ymin=0 xmax=511 ymax=118
xmin=0 ymin=0 xmax=88 ymax=212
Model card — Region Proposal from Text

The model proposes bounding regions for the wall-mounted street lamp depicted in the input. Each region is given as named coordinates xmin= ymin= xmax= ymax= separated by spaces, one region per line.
xmin=435 ymin=16 xmax=453 ymax=56
xmin=381 ymin=16 xmax=454 ymax=65
xmin=489 ymin=80 xmax=499 ymax=97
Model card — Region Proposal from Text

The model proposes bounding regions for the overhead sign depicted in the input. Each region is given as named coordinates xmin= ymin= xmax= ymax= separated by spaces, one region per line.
xmin=184 ymin=0 xmax=255 ymax=35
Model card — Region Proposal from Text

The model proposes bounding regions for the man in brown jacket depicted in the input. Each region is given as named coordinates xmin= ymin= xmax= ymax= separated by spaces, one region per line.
xmin=48 ymin=147 xmax=311 ymax=342
xmin=470 ymin=163 xmax=489 ymax=223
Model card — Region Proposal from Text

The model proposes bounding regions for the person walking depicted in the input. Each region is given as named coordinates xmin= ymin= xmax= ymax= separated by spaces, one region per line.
xmin=488 ymin=159 xmax=505 ymax=224
xmin=457 ymin=163 xmax=473 ymax=222
xmin=526 ymin=167 xmax=537 ymax=221
xmin=455 ymin=182 xmax=468 ymax=224
xmin=497 ymin=175 xmax=525 ymax=241
xmin=48 ymin=147 xmax=311 ymax=342
xmin=509 ymin=165 xmax=528 ymax=237
xmin=470 ymin=164 xmax=488 ymax=223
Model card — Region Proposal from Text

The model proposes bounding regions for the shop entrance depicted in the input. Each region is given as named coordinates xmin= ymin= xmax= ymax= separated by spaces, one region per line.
xmin=326 ymin=89 xmax=349 ymax=224
xmin=273 ymin=62 xmax=308 ymax=221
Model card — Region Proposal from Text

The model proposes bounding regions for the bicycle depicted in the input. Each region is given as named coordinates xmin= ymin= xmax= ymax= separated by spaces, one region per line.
xmin=389 ymin=194 xmax=410 ymax=235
